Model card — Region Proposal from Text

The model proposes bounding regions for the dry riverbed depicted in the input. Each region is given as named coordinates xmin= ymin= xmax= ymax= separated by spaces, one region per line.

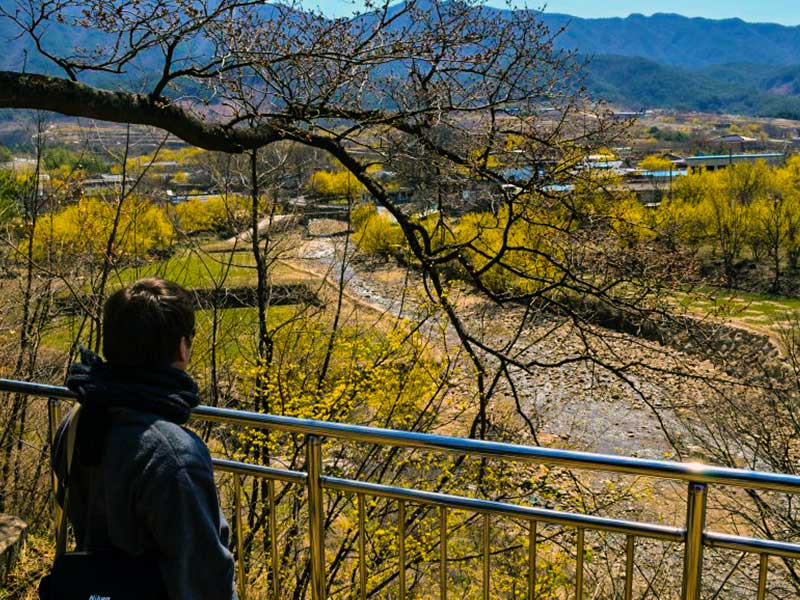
xmin=285 ymin=225 xmax=734 ymax=461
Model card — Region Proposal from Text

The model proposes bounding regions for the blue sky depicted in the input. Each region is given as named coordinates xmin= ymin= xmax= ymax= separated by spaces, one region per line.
xmin=298 ymin=1 xmax=800 ymax=25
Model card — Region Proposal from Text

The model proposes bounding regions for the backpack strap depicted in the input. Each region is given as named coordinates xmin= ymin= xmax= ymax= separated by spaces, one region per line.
xmin=55 ymin=406 xmax=81 ymax=558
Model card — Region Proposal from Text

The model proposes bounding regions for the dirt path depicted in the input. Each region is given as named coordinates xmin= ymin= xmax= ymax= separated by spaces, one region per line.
xmin=225 ymin=214 xmax=299 ymax=244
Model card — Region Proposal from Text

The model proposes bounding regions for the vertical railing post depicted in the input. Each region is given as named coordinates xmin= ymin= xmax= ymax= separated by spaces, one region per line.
xmin=482 ymin=514 xmax=490 ymax=600
xmin=528 ymin=521 xmax=537 ymax=600
xmin=47 ymin=397 xmax=62 ymax=541
xmin=398 ymin=500 xmax=406 ymax=600
xmin=268 ymin=479 xmax=280 ymax=599
xmin=575 ymin=528 xmax=585 ymax=599
xmin=440 ymin=507 xmax=448 ymax=600
xmin=358 ymin=493 xmax=367 ymax=600
xmin=624 ymin=536 xmax=635 ymax=600
xmin=306 ymin=435 xmax=326 ymax=600
xmin=233 ymin=474 xmax=248 ymax=600
xmin=47 ymin=397 xmax=61 ymax=452
xmin=757 ymin=554 xmax=769 ymax=600
xmin=681 ymin=482 xmax=708 ymax=600
xmin=47 ymin=397 xmax=59 ymax=485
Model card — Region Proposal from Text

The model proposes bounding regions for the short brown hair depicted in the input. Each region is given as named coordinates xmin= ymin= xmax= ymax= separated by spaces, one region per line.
xmin=102 ymin=278 xmax=195 ymax=368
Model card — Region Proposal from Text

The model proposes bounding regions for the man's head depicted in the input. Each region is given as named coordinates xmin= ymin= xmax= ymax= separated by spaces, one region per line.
xmin=102 ymin=278 xmax=195 ymax=369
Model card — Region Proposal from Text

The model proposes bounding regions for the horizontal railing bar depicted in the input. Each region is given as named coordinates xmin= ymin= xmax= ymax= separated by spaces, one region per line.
xmin=0 ymin=379 xmax=75 ymax=400
xmin=705 ymin=532 xmax=800 ymax=560
xmin=207 ymin=456 xmax=683 ymax=542
xmin=321 ymin=475 xmax=685 ymax=542
xmin=4 ymin=377 xmax=800 ymax=494
xmin=192 ymin=407 xmax=800 ymax=494
xmin=212 ymin=458 xmax=307 ymax=484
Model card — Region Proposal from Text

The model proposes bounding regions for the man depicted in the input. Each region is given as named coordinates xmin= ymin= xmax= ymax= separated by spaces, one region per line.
xmin=53 ymin=278 xmax=236 ymax=600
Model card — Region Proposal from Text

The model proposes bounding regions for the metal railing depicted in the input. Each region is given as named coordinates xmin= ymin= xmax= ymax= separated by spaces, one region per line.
xmin=3 ymin=377 xmax=800 ymax=599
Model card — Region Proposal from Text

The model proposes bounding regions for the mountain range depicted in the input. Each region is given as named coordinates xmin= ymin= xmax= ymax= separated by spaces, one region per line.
xmin=526 ymin=10 xmax=800 ymax=118
xmin=4 ymin=3 xmax=800 ymax=118
xmin=539 ymin=12 xmax=800 ymax=68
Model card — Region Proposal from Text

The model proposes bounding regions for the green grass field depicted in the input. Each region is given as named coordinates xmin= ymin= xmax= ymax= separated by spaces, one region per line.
xmin=681 ymin=287 xmax=800 ymax=331
xmin=42 ymin=239 xmax=322 ymax=366
xmin=42 ymin=304 xmax=313 ymax=369
xmin=107 ymin=246 xmax=307 ymax=290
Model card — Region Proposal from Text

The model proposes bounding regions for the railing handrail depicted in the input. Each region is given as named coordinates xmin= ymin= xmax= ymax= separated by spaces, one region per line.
xmin=3 ymin=376 xmax=800 ymax=494
xmin=5 ymin=376 xmax=800 ymax=599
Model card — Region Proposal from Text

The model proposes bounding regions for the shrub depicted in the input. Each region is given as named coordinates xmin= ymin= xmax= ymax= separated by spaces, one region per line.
xmin=352 ymin=211 xmax=405 ymax=258
xmin=350 ymin=203 xmax=377 ymax=231
xmin=26 ymin=196 xmax=174 ymax=265
xmin=174 ymin=194 xmax=264 ymax=235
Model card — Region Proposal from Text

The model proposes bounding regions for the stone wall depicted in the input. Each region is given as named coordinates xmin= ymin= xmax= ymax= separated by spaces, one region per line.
xmin=0 ymin=514 xmax=27 ymax=585
xmin=52 ymin=284 xmax=323 ymax=316
xmin=666 ymin=316 xmax=781 ymax=375
xmin=564 ymin=295 xmax=784 ymax=377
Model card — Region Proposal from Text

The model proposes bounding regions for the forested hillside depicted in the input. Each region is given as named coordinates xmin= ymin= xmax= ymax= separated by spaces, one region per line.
xmin=540 ymin=12 xmax=800 ymax=68
xmin=583 ymin=55 xmax=800 ymax=118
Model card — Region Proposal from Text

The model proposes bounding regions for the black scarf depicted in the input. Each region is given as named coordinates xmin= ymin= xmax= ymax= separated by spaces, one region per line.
xmin=66 ymin=348 xmax=200 ymax=465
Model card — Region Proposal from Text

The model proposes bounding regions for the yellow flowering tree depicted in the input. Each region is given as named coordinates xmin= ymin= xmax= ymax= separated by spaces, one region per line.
xmin=27 ymin=196 xmax=174 ymax=266
xmin=310 ymin=169 xmax=366 ymax=198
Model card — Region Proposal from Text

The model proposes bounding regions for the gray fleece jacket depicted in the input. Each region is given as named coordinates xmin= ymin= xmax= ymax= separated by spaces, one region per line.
xmin=53 ymin=351 xmax=236 ymax=600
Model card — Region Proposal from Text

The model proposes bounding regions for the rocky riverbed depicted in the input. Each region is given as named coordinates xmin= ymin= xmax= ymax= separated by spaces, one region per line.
xmin=287 ymin=226 xmax=744 ymax=461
